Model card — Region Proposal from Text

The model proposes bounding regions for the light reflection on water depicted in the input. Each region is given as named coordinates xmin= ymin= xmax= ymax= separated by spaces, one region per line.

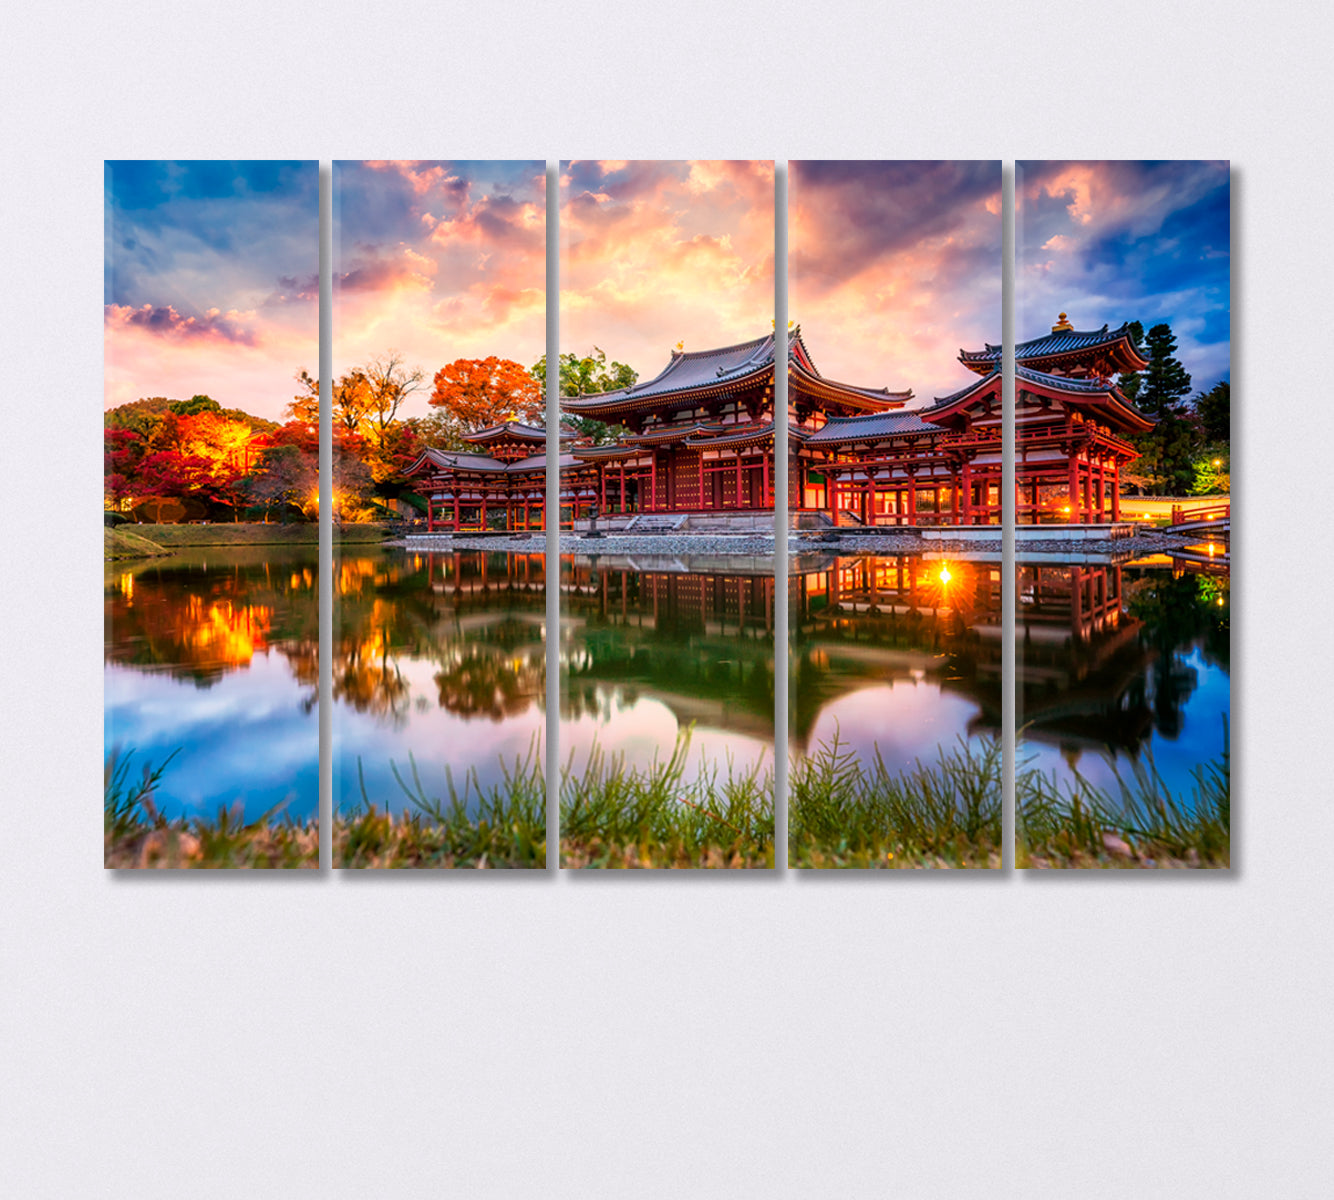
xmin=105 ymin=546 xmax=319 ymax=820
xmin=104 ymin=545 xmax=1229 ymax=820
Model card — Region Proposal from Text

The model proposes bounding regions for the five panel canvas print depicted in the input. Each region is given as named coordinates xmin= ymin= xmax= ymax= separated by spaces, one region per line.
xmin=104 ymin=158 xmax=1230 ymax=871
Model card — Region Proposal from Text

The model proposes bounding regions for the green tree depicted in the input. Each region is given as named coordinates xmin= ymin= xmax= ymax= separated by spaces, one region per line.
xmin=169 ymin=394 xmax=222 ymax=417
xmin=1137 ymin=324 xmax=1193 ymax=417
xmin=531 ymin=348 xmax=638 ymax=444
xmin=1195 ymin=380 xmax=1230 ymax=443
xmin=1120 ymin=322 xmax=1199 ymax=494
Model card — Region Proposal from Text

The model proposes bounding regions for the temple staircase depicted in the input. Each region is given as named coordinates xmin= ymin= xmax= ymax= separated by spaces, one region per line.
xmin=624 ymin=513 xmax=688 ymax=534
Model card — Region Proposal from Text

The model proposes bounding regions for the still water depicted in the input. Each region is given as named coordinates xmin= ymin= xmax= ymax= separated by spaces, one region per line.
xmin=561 ymin=554 xmax=776 ymax=788
xmin=105 ymin=546 xmax=1228 ymax=821
xmin=792 ymin=554 xmax=1003 ymax=772
xmin=1018 ymin=555 xmax=1230 ymax=797
xmin=333 ymin=550 xmax=547 ymax=814
xmin=105 ymin=546 xmax=319 ymax=821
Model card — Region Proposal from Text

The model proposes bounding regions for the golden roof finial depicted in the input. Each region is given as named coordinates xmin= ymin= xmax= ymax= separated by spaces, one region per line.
xmin=1052 ymin=312 xmax=1073 ymax=333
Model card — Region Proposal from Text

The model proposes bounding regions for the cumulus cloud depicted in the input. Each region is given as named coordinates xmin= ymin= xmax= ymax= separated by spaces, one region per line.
xmin=1018 ymin=160 xmax=1230 ymax=388
xmin=790 ymin=160 xmax=1002 ymax=398
xmin=105 ymin=303 xmax=259 ymax=346
xmin=560 ymin=159 xmax=774 ymax=377
xmin=331 ymin=161 xmax=547 ymax=417
xmin=104 ymin=160 xmax=318 ymax=419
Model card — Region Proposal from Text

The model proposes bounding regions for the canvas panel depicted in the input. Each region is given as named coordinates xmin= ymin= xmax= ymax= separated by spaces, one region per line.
xmin=1014 ymin=160 xmax=1231 ymax=869
xmin=787 ymin=161 xmax=1004 ymax=869
xmin=558 ymin=160 xmax=777 ymax=869
xmin=104 ymin=160 xmax=320 ymax=869
xmin=331 ymin=160 xmax=548 ymax=869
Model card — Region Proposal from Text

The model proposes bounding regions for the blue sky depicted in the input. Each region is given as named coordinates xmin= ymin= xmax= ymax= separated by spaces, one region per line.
xmin=104 ymin=160 xmax=318 ymax=417
xmin=1018 ymin=160 xmax=1230 ymax=390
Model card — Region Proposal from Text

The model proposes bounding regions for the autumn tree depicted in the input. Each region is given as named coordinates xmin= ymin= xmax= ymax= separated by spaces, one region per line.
xmin=429 ymin=357 xmax=543 ymax=431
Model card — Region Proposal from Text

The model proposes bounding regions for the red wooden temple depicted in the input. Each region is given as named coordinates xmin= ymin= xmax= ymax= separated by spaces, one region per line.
xmin=404 ymin=314 xmax=1152 ymax=531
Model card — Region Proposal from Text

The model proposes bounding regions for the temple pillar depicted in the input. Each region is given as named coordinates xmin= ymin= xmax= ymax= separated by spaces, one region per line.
xmin=453 ymin=493 xmax=460 ymax=531
xmin=906 ymin=476 xmax=917 ymax=524
xmin=735 ymin=454 xmax=742 ymax=510
xmin=763 ymin=454 xmax=770 ymax=509
xmin=620 ymin=464 xmax=627 ymax=513
xmin=1112 ymin=461 xmax=1121 ymax=521
xmin=961 ymin=461 xmax=972 ymax=524
xmin=1068 ymin=454 xmax=1079 ymax=524
xmin=426 ymin=495 xmax=434 ymax=532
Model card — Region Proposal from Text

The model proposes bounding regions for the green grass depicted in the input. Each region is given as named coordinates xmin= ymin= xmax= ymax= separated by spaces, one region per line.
xmin=1017 ymin=722 xmax=1230 ymax=869
xmin=104 ymin=526 xmax=171 ymax=559
xmin=335 ymin=742 xmax=546 ymax=869
xmin=104 ymin=749 xmax=318 ymax=869
xmin=790 ymin=732 xmax=1003 ymax=868
xmin=560 ymin=730 xmax=774 ymax=868
xmin=131 ymin=522 xmax=390 ymax=546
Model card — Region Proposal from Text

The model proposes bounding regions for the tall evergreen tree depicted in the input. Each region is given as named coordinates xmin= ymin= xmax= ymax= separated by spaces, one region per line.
xmin=1123 ymin=322 xmax=1199 ymax=494
xmin=1137 ymin=324 xmax=1193 ymax=417
xmin=1195 ymin=380 xmax=1230 ymax=443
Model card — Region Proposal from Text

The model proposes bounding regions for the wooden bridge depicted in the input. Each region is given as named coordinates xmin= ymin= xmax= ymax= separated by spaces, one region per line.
xmin=1166 ymin=500 xmax=1230 ymax=535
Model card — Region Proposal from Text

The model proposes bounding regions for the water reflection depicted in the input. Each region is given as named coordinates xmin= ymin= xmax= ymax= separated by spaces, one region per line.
xmin=560 ymin=554 xmax=776 ymax=782
xmin=104 ymin=547 xmax=320 ymax=819
xmin=1018 ymin=557 xmax=1230 ymax=795
xmin=334 ymin=550 xmax=547 ymax=813
xmin=792 ymin=554 xmax=1004 ymax=771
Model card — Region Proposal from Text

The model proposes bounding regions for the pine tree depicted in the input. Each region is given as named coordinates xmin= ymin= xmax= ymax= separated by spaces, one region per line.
xmin=1137 ymin=324 xmax=1193 ymax=417
xmin=1126 ymin=323 xmax=1198 ymax=495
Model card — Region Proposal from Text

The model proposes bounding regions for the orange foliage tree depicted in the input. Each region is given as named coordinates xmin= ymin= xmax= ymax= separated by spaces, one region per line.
xmin=429 ymin=357 xmax=543 ymax=432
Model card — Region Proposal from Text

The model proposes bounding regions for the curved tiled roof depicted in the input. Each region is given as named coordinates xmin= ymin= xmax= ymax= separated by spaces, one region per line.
xmin=803 ymin=411 xmax=943 ymax=445
xmin=562 ymin=334 xmax=776 ymax=412
xmin=461 ymin=421 xmax=569 ymax=444
xmin=960 ymin=322 xmax=1149 ymax=375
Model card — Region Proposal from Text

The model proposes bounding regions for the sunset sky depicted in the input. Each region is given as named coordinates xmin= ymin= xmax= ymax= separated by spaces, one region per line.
xmin=791 ymin=161 xmax=1002 ymax=402
xmin=104 ymin=161 xmax=318 ymax=419
xmin=333 ymin=160 xmax=546 ymax=419
xmin=1018 ymin=160 xmax=1230 ymax=390
xmin=561 ymin=160 xmax=774 ymax=382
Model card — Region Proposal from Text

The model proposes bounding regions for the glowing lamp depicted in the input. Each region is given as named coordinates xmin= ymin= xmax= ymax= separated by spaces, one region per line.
xmin=938 ymin=564 xmax=952 ymax=585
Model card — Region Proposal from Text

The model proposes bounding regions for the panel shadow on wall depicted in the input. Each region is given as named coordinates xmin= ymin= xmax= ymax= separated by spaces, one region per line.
xmin=331 ymin=160 xmax=548 ymax=869
xmin=787 ymin=161 xmax=1003 ymax=869
xmin=1014 ymin=160 xmax=1231 ymax=870
xmin=558 ymin=160 xmax=777 ymax=869
xmin=104 ymin=160 xmax=319 ymax=869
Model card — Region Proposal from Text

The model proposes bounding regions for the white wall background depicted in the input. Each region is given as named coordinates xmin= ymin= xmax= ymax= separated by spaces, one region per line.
xmin=3 ymin=3 xmax=1331 ymax=1196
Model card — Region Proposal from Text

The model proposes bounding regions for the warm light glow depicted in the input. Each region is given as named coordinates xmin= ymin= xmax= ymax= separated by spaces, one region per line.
xmin=1206 ymin=514 xmax=1215 ymax=520
xmin=1217 ymin=597 xmax=1224 ymax=607
xmin=1213 ymin=459 xmax=1222 ymax=468
xmin=938 ymin=564 xmax=952 ymax=586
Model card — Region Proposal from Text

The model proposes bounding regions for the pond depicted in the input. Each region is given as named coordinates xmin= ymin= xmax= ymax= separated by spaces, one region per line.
xmin=560 ymin=554 xmax=777 ymax=791
xmin=105 ymin=544 xmax=1229 ymax=824
xmin=791 ymin=554 xmax=1004 ymax=776
xmin=1017 ymin=555 xmax=1230 ymax=801
xmin=333 ymin=549 xmax=547 ymax=816
xmin=105 ymin=546 xmax=320 ymax=821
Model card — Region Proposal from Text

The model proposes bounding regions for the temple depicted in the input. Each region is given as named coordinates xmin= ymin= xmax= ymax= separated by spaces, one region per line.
xmin=403 ymin=314 xmax=1152 ymax=531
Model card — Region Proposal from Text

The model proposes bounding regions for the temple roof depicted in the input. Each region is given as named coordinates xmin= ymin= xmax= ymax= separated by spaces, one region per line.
xmin=562 ymin=334 xmax=776 ymax=414
xmin=562 ymin=330 xmax=913 ymax=420
xmin=960 ymin=322 xmax=1149 ymax=376
xmin=460 ymin=421 xmax=568 ymax=445
xmin=803 ymin=411 xmax=942 ymax=444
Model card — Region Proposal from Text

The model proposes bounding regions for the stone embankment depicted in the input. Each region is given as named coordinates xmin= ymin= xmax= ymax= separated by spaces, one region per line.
xmin=398 ymin=528 xmax=1207 ymax=558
